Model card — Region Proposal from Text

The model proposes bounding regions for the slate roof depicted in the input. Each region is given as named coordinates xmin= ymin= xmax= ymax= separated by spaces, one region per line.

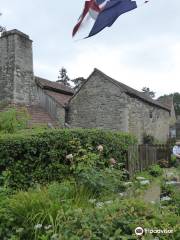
xmin=35 ymin=76 xmax=74 ymax=95
xmin=157 ymin=96 xmax=173 ymax=110
xmin=72 ymin=68 xmax=171 ymax=112
xmin=45 ymin=90 xmax=72 ymax=107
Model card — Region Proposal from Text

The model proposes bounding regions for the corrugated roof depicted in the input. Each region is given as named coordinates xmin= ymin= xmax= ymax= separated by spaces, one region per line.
xmin=35 ymin=76 xmax=74 ymax=95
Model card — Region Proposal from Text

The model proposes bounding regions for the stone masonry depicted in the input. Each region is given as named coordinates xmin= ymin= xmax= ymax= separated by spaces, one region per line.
xmin=68 ymin=69 xmax=171 ymax=143
xmin=68 ymin=72 xmax=129 ymax=131
xmin=0 ymin=30 xmax=38 ymax=105
xmin=0 ymin=29 xmax=72 ymax=127
xmin=0 ymin=29 xmax=174 ymax=136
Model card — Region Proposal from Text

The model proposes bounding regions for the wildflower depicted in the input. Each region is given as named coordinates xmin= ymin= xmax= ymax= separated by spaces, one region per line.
xmin=124 ymin=181 xmax=133 ymax=186
xmin=136 ymin=176 xmax=146 ymax=180
xmin=118 ymin=192 xmax=125 ymax=197
xmin=16 ymin=228 xmax=24 ymax=233
xmin=105 ymin=200 xmax=113 ymax=205
xmin=34 ymin=224 xmax=42 ymax=230
xmin=96 ymin=202 xmax=104 ymax=208
xmin=109 ymin=158 xmax=116 ymax=166
xmin=51 ymin=233 xmax=59 ymax=240
xmin=66 ymin=154 xmax=73 ymax=162
xmin=161 ymin=196 xmax=171 ymax=201
xmin=89 ymin=199 xmax=96 ymax=204
xmin=140 ymin=180 xmax=150 ymax=185
xmin=97 ymin=145 xmax=103 ymax=152
xmin=66 ymin=154 xmax=73 ymax=160
xmin=44 ymin=225 xmax=52 ymax=230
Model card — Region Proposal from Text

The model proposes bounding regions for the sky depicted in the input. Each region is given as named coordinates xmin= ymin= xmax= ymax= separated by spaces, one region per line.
xmin=0 ymin=0 xmax=180 ymax=97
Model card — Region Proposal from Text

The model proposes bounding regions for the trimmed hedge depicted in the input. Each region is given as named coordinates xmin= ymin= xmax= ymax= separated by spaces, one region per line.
xmin=0 ymin=129 xmax=136 ymax=189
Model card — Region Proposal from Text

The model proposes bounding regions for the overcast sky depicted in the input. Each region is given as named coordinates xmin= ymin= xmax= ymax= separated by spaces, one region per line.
xmin=0 ymin=0 xmax=180 ymax=97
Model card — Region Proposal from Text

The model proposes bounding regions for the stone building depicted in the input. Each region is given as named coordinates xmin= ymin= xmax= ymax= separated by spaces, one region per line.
xmin=157 ymin=96 xmax=177 ymax=138
xmin=0 ymin=29 xmax=73 ymax=127
xmin=0 ymin=29 xmax=176 ymax=142
xmin=68 ymin=68 xmax=175 ymax=143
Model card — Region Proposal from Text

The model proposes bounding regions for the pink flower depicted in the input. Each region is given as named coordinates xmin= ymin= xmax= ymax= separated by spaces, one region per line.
xmin=97 ymin=145 xmax=103 ymax=152
xmin=109 ymin=158 xmax=116 ymax=166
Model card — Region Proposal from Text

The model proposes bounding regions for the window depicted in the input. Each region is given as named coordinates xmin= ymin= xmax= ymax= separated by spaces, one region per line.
xmin=149 ymin=111 xmax=153 ymax=118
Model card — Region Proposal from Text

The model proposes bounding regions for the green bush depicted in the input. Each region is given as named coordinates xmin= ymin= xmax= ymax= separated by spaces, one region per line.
xmin=0 ymin=107 xmax=29 ymax=134
xmin=169 ymin=154 xmax=178 ymax=167
xmin=0 ymin=186 xmax=179 ymax=240
xmin=148 ymin=164 xmax=163 ymax=177
xmin=0 ymin=129 xmax=136 ymax=189
xmin=76 ymin=167 xmax=125 ymax=195
xmin=143 ymin=133 xmax=155 ymax=144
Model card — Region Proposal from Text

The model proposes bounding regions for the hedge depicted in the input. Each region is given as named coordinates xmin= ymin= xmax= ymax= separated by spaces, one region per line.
xmin=0 ymin=129 xmax=136 ymax=189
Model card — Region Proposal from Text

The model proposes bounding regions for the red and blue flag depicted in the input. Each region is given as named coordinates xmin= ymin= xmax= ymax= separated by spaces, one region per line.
xmin=72 ymin=0 xmax=149 ymax=38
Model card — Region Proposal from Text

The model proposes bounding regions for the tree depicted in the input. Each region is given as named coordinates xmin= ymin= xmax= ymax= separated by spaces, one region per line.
xmin=57 ymin=67 xmax=71 ymax=87
xmin=0 ymin=12 xmax=6 ymax=33
xmin=142 ymin=87 xmax=155 ymax=98
xmin=159 ymin=92 xmax=180 ymax=116
xmin=71 ymin=77 xmax=85 ymax=92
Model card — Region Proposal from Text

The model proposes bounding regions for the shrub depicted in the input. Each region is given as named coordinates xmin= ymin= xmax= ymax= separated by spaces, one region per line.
xmin=0 ymin=107 xmax=29 ymax=134
xmin=0 ymin=129 xmax=136 ymax=189
xmin=143 ymin=133 xmax=155 ymax=144
xmin=76 ymin=167 xmax=125 ymax=195
xmin=169 ymin=154 xmax=178 ymax=167
xmin=148 ymin=164 xmax=163 ymax=177
xmin=1 ymin=190 xmax=180 ymax=240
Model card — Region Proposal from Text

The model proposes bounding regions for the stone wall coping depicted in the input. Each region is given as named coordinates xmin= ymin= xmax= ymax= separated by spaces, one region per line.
xmin=0 ymin=29 xmax=32 ymax=41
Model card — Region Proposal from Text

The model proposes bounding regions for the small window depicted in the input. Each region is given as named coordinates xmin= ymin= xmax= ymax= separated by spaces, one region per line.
xmin=149 ymin=111 xmax=153 ymax=118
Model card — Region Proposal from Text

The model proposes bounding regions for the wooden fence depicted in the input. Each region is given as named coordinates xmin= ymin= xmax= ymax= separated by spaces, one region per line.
xmin=127 ymin=144 xmax=171 ymax=178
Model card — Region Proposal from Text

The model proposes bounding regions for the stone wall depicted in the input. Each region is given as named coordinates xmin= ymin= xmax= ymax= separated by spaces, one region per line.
xmin=68 ymin=71 xmax=170 ymax=143
xmin=68 ymin=72 xmax=129 ymax=131
xmin=127 ymin=96 xmax=170 ymax=143
xmin=0 ymin=30 xmax=38 ymax=105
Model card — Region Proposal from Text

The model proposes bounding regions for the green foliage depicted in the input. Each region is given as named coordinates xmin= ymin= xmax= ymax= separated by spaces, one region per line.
xmin=57 ymin=67 xmax=71 ymax=87
xmin=173 ymin=92 xmax=180 ymax=116
xmin=76 ymin=167 xmax=125 ymax=195
xmin=159 ymin=92 xmax=180 ymax=116
xmin=148 ymin=164 xmax=163 ymax=177
xmin=0 ymin=107 xmax=29 ymax=134
xmin=142 ymin=87 xmax=155 ymax=98
xmin=143 ymin=133 xmax=155 ymax=144
xmin=0 ymin=129 xmax=136 ymax=189
xmin=169 ymin=154 xmax=178 ymax=167
xmin=0 ymin=186 xmax=179 ymax=240
xmin=161 ymin=180 xmax=180 ymax=215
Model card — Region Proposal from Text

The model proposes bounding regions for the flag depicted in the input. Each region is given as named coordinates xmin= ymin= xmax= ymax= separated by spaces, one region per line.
xmin=72 ymin=0 xmax=149 ymax=38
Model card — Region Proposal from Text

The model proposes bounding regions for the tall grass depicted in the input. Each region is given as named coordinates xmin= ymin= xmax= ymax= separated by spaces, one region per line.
xmin=6 ymin=180 xmax=95 ymax=239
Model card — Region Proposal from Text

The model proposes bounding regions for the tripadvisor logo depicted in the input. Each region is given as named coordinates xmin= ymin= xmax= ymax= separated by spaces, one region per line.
xmin=135 ymin=227 xmax=144 ymax=236
xmin=135 ymin=226 xmax=174 ymax=236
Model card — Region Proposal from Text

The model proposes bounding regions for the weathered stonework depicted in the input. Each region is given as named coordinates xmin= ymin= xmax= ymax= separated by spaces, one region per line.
xmin=127 ymin=96 xmax=170 ymax=143
xmin=68 ymin=72 xmax=129 ymax=132
xmin=68 ymin=69 xmax=171 ymax=143
xmin=0 ymin=29 xmax=173 ymax=135
xmin=0 ymin=30 xmax=38 ymax=105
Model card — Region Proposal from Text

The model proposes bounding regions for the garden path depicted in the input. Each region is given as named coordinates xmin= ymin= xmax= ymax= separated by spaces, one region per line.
xmin=142 ymin=167 xmax=180 ymax=203
xmin=142 ymin=181 xmax=161 ymax=203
